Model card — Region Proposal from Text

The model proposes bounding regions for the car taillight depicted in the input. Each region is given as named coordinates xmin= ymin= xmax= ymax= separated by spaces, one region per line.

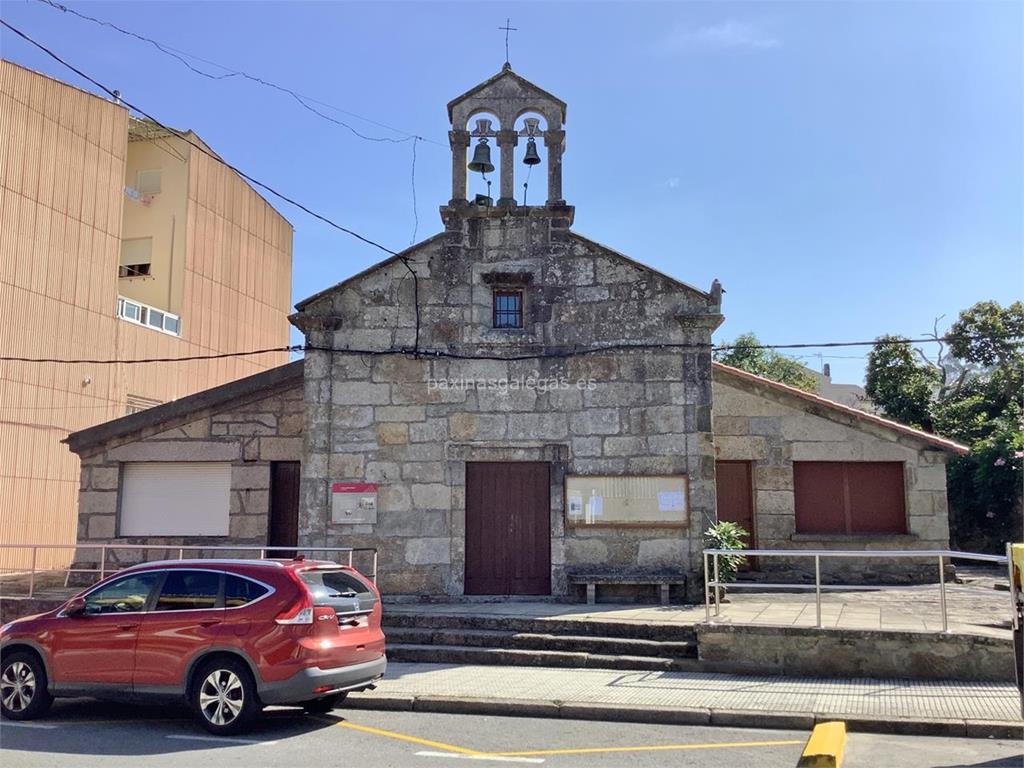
xmin=275 ymin=592 xmax=313 ymax=625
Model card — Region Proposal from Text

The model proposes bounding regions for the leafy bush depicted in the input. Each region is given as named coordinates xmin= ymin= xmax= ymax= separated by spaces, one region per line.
xmin=704 ymin=521 xmax=750 ymax=583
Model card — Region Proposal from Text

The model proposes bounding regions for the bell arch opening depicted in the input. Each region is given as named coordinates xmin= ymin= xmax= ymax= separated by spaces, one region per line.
xmin=513 ymin=113 xmax=548 ymax=206
xmin=464 ymin=112 xmax=501 ymax=204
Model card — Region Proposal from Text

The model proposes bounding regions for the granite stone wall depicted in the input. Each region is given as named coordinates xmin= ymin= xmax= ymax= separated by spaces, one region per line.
xmin=294 ymin=206 xmax=723 ymax=598
xmin=73 ymin=381 xmax=304 ymax=568
xmin=712 ymin=369 xmax=951 ymax=581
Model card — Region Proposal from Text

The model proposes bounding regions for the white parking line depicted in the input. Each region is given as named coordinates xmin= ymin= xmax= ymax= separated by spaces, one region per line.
xmin=0 ymin=722 xmax=58 ymax=729
xmin=165 ymin=734 xmax=279 ymax=746
xmin=415 ymin=751 xmax=544 ymax=764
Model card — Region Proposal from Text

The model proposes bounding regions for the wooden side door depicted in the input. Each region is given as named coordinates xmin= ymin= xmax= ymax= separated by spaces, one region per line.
xmin=715 ymin=460 xmax=756 ymax=548
xmin=269 ymin=461 xmax=300 ymax=557
xmin=465 ymin=462 xmax=551 ymax=596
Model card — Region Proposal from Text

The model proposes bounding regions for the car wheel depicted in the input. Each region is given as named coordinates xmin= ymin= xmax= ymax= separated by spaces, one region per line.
xmin=0 ymin=651 xmax=53 ymax=721
xmin=300 ymin=692 xmax=347 ymax=714
xmin=191 ymin=657 xmax=259 ymax=735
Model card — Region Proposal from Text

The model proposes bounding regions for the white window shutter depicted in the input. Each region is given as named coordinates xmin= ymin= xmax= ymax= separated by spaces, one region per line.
xmin=120 ymin=463 xmax=231 ymax=536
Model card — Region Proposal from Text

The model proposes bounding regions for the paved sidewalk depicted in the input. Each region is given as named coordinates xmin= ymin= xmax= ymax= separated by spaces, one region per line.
xmin=349 ymin=662 xmax=1024 ymax=736
xmin=388 ymin=581 xmax=1012 ymax=638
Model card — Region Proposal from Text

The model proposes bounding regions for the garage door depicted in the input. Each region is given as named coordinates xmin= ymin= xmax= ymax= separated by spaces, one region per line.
xmin=120 ymin=462 xmax=231 ymax=536
xmin=793 ymin=461 xmax=906 ymax=535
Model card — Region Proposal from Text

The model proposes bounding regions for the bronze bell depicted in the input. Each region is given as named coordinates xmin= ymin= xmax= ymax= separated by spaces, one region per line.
xmin=468 ymin=138 xmax=494 ymax=174
xmin=522 ymin=137 xmax=541 ymax=166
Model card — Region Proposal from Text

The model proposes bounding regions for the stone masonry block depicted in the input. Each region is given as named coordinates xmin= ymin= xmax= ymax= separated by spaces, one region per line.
xmin=377 ymin=423 xmax=410 ymax=446
xmin=379 ymin=484 xmax=412 ymax=512
xmin=86 ymin=515 xmax=116 ymax=539
xmin=375 ymin=406 xmax=426 ymax=422
xmin=79 ymin=491 xmax=117 ymax=517
xmin=507 ymin=412 xmax=568 ymax=440
xmin=753 ymin=465 xmax=794 ymax=491
xmin=411 ymin=484 xmax=450 ymax=510
xmin=405 ymin=538 xmax=451 ymax=565
xmin=329 ymin=453 xmax=365 ymax=478
xmin=713 ymin=416 xmax=749 ymax=436
xmin=332 ymin=382 xmax=391 ymax=406
xmin=90 ymin=466 xmax=120 ymax=490
xmin=259 ymin=437 xmax=303 ymax=461
xmin=638 ymin=538 xmax=687 ymax=567
xmin=755 ymin=490 xmax=795 ymax=515
xmin=569 ymin=409 xmax=620 ymax=436
xmin=231 ymin=464 xmax=270 ymax=490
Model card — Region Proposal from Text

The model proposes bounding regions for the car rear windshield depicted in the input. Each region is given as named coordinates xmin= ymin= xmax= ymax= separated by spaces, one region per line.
xmin=298 ymin=568 xmax=377 ymax=613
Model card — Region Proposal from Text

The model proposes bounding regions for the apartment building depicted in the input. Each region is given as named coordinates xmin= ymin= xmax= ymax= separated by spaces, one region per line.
xmin=0 ymin=60 xmax=294 ymax=570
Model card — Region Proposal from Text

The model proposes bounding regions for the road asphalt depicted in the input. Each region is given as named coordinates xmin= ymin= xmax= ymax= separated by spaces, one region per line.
xmin=1 ymin=699 xmax=1021 ymax=768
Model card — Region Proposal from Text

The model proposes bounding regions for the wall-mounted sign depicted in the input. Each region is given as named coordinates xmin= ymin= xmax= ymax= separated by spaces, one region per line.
xmin=565 ymin=475 xmax=688 ymax=527
xmin=331 ymin=482 xmax=378 ymax=525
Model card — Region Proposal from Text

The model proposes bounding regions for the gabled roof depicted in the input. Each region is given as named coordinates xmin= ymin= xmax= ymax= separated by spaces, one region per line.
xmin=568 ymin=232 xmax=713 ymax=299
xmin=293 ymin=233 xmax=447 ymax=312
xmin=712 ymin=362 xmax=968 ymax=454
xmin=447 ymin=63 xmax=567 ymax=123
xmin=64 ymin=361 xmax=303 ymax=454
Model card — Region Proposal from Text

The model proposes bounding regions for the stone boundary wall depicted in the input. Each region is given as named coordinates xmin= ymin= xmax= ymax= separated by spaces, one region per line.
xmin=696 ymin=624 xmax=1014 ymax=682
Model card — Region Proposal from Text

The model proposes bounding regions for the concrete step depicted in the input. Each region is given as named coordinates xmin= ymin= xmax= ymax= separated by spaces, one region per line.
xmin=384 ymin=626 xmax=697 ymax=658
xmin=386 ymin=643 xmax=703 ymax=671
xmin=382 ymin=612 xmax=696 ymax=642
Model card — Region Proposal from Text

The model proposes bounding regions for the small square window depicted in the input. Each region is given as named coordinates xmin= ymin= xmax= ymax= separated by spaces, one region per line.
xmin=136 ymin=169 xmax=162 ymax=195
xmin=493 ymin=290 xmax=523 ymax=329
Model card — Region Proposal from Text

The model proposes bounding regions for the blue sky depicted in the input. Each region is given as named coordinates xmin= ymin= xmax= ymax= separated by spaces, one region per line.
xmin=3 ymin=1 xmax=1021 ymax=384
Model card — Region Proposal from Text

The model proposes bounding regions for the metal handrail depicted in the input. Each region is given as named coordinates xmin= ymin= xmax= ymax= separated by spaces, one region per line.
xmin=702 ymin=547 xmax=1009 ymax=633
xmin=0 ymin=543 xmax=379 ymax=597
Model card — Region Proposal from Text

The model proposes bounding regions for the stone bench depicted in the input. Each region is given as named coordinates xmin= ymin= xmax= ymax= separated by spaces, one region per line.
xmin=569 ymin=574 xmax=687 ymax=606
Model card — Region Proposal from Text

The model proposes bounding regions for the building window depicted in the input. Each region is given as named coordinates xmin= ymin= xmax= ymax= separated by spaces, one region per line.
xmin=119 ymin=237 xmax=153 ymax=279
xmin=493 ymin=289 xmax=523 ymax=328
xmin=136 ymin=169 xmax=162 ymax=195
xmin=119 ymin=462 xmax=231 ymax=536
xmin=793 ymin=461 xmax=907 ymax=535
xmin=117 ymin=296 xmax=181 ymax=336
xmin=125 ymin=394 xmax=162 ymax=415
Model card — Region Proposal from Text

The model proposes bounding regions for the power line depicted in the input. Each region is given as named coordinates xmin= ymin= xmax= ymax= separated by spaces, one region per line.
xmin=1 ymin=18 xmax=400 ymax=259
xmin=34 ymin=0 xmax=445 ymax=147
xmin=1 ymin=335 xmax=1019 ymax=367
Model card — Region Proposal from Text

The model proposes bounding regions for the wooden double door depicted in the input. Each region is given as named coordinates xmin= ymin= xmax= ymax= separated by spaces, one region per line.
xmin=464 ymin=462 xmax=551 ymax=596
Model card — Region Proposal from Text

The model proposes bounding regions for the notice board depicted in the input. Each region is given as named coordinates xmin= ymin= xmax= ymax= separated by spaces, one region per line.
xmin=565 ymin=475 xmax=688 ymax=528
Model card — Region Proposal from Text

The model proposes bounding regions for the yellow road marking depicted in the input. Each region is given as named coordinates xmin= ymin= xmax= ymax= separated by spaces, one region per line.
xmin=489 ymin=739 xmax=804 ymax=757
xmin=337 ymin=721 xmax=483 ymax=755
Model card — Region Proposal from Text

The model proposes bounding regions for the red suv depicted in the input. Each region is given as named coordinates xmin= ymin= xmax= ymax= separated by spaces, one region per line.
xmin=0 ymin=558 xmax=386 ymax=734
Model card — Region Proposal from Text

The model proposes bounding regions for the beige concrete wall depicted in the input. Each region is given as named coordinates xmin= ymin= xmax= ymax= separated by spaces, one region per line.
xmin=119 ymin=133 xmax=189 ymax=314
xmin=0 ymin=62 xmax=128 ymax=570
xmin=75 ymin=380 xmax=304 ymax=567
xmin=0 ymin=62 xmax=293 ymax=571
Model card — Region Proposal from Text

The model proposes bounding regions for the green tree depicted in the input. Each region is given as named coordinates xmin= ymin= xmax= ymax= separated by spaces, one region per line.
xmin=865 ymin=301 xmax=1024 ymax=552
xmin=715 ymin=333 xmax=819 ymax=392
xmin=864 ymin=335 xmax=939 ymax=430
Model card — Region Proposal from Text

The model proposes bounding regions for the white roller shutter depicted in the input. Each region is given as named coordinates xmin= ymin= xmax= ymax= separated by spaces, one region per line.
xmin=120 ymin=462 xmax=231 ymax=536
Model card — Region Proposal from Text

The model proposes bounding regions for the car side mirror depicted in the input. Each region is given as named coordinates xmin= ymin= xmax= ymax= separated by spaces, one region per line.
xmin=64 ymin=597 xmax=86 ymax=617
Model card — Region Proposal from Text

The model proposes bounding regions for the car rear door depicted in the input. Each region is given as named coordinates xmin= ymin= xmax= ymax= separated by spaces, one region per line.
xmin=132 ymin=569 xmax=225 ymax=692
xmin=49 ymin=571 xmax=163 ymax=687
